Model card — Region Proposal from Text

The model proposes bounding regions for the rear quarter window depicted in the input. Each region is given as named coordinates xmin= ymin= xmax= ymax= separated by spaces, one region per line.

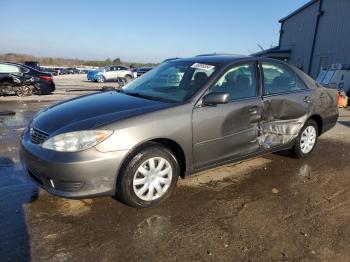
xmin=0 ymin=64 xmax=21 ymax=74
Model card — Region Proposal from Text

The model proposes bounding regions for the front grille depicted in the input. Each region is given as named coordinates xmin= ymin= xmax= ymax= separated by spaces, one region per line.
xmin=30 ymin=128 xmax=49 ymax=144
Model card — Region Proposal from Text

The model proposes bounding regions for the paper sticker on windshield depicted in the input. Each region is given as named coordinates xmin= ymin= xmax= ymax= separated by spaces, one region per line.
xmin=191 ymin=63 xmax=215 ymax=71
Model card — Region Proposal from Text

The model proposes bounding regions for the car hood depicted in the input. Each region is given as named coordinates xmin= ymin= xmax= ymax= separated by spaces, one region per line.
xmin=33 ymin=91 xmax=169 ymax=135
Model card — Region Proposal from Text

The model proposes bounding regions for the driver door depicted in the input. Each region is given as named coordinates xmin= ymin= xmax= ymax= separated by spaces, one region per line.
xmin=192 ymin=62 xmax=263 ymax=169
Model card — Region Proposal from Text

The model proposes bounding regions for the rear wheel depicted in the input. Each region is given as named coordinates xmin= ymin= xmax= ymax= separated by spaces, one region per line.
xmin=16 ymin=86 xmax=33 ymax=97
xmin=117 ymin=144 xmax=179 ymax=208
xmin=125 ymin=75 xmax=133 ymax=83
xmin=293 ymin=119 xmax=318 ymax=158
xmin=97 ymin=76 xmax=105 ymax=83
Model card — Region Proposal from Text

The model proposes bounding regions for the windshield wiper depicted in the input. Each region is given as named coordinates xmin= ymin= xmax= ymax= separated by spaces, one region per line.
xmin=124 ymin=91 xmax=176 ymax=103
xmin=124 ymin=91 xmax=157 ymax=101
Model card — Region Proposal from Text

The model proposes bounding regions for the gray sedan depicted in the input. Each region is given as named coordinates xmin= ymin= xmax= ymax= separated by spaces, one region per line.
xmin=20 ymin=55 xmax=339 ymax=207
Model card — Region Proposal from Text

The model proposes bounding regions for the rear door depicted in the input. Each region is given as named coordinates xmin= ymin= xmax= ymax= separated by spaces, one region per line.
xmin=192 ymin=61 xmax=263 ymax=169
xmin=104 ymin=66 xmax=114 ymax=80
xmin=259 ymin=60 xmax=314 ymax=148
xmin=116 ymin=66 xmax=130 ymax=77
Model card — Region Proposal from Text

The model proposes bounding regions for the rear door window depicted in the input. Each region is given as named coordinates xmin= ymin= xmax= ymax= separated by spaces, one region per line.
xmin=262 ymin=62 xmax=308 ymax=95
xmin=0 ymin=64 xmax=21 ymax=74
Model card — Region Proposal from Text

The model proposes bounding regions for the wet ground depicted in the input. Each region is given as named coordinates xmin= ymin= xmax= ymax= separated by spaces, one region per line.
xmin=0 ymin=76 xmax=350 ymax=261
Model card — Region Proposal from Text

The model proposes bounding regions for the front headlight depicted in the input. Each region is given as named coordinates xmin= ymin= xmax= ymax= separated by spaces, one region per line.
xmin=42 ymin=130 xmax=113 ymax=152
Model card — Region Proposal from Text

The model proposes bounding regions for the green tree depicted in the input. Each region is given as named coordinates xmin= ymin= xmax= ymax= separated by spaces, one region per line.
xmin=113 ymin=58 xmax=121 ymax=64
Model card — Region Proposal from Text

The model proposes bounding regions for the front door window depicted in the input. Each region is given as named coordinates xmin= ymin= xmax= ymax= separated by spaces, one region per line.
xmin=211 ymin=63 xmax=258 ymax=100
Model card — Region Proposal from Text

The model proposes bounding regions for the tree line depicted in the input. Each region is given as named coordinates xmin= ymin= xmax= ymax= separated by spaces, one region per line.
xmin=0 ymin=53 xmax=158 ymax=68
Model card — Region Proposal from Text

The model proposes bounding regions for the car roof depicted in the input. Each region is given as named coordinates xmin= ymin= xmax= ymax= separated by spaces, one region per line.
xmin=0 ymin=60 xmax=38 ymax=70
xmin=167 ymin=54 xmax=253 ymax=65
xmin=106 ymin=65 xmax=129 ymax=67
xmin=0 ymin=61 xmax=46 ymax=73
xmin=0 ymin=61 xmax=28 ymax=67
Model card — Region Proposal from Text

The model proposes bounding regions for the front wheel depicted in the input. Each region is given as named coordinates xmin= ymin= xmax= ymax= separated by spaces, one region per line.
xmin=117 ymin=144 xmax=179 ymax=208
xmin=293 ymin=119 xmax=318 ymax=158
xmin=96 ymin=76 xmax=105 ymax=83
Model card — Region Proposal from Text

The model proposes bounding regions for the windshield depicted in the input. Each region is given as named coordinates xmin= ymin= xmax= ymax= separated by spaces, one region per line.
xmin=122 ymin=61 xmax=217 ymax=102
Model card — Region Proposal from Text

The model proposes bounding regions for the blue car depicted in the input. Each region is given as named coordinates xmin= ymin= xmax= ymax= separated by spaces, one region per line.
xmin=87 ymin=65 xmax=134 ymax=83
xmin=87 ymin=69 xmax=104 ymax=82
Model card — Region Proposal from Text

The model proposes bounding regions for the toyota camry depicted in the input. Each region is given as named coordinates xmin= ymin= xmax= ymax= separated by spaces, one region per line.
xmin=20 ymin=55 xmax=339 ymax=207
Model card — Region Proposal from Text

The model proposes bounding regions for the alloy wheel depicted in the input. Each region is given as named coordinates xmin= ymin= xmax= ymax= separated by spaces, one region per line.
xmin=16 ymin=86 xmax=33 ymax=97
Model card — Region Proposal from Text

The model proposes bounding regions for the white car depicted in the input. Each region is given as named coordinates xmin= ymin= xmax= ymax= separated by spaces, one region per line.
xmin=87 ymin=65 xmax=134 ymax=83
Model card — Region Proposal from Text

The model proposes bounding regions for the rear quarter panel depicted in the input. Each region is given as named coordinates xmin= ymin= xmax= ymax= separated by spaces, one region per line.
xmin=294 ymin=65 xmax=339 ymax=134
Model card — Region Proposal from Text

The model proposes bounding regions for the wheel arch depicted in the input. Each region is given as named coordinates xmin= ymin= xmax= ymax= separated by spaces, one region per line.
xmin=118 ymin=138 xmax=187 ymax=181
xmin=308 ymin=114 xmax=323 ymax=135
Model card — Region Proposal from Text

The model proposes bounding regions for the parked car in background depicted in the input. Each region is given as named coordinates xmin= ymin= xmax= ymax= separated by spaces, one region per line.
xmin=0 ymin=61 xmax=55 ymax=96
xmin=24 ymin=61 xmax=41 ymax=70
xmin=59 ymin=68 xmax=69 ymax=75
xmin=0 ymin=74 xmax=34 ymax=96
xmin=75 ymin=68 xmax=87 ymax=74
xmin=41 ymin=67 xmax=57 ymax=76
xmin=21 ymin=55 xmax=338 ymax=207
xmin=87 ymin=65 xmax=134 ymax=83
xmin=136 ymin=66 xmax=153 ymax=77
xmin=66 ymin=67 xmax=81 ymax=74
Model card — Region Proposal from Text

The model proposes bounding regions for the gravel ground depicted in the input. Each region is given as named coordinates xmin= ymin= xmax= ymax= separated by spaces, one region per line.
xmin=0 ymin=75 xmax=349 ymax=261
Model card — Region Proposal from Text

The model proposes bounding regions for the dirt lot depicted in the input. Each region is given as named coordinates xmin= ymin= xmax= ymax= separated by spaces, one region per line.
xmin=0 ymin=75 xmax=349 ymax=261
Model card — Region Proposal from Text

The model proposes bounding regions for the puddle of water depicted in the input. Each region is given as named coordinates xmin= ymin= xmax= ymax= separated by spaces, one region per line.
xmin=0 ymin=112 xmax=28 ymax=129
xmin=0 ymin=156 xmax=15 ymax=167
xmin=178 ymin=157 xmax=272 ymax=190
xmin=133 ymin=215 xmax=171 ymax=240
xmin=297 ymin=164 xmax=312 ymax=179
xmin=56 ymin=199 xmax=93 ymax=217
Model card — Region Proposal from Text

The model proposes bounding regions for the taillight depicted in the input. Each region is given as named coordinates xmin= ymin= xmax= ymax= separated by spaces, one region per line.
xmin=40 ymin=75 xmax=53 ymax=81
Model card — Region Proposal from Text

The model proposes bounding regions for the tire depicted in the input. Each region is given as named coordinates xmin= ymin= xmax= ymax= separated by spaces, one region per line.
xmin=97 ymin=76 xmax=105 ymax=83
xmin=117 ymin=143 xmax=179 ymax=208
xmin=16 ymin=86 xmax=33 ymax=97
xmin=293 ymin=119 xmax=319 ymax=158
xmin=125 ymin=75 xmax=133 ymax=83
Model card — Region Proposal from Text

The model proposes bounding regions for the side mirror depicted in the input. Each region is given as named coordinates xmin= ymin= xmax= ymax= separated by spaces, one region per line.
xmin=202 ymin=92 xmax=230 ymax=106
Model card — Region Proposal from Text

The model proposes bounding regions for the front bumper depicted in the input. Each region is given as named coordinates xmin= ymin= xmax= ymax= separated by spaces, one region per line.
xmin=20 ymin=129 xmax=129 ymax=199
xmin=87 ymin=75 xmax=96 ymax=81
xmin=87 ymin=74 xmax=100 ymax=81
xmin=36 ymin=81 xmax=55 ymax=94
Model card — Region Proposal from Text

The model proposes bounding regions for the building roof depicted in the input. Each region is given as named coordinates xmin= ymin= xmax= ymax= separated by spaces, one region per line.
xmin=172 ymin=54 xmax=250 ymax=65
xmin=253 ymin=46 xmax=291 ymax=59
xmin=279 ymin=0 xmax=319 ymax=23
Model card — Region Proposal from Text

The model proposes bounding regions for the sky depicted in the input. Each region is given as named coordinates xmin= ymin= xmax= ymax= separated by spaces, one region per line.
xmin=0 ymin=0 xmax=309 ymax=63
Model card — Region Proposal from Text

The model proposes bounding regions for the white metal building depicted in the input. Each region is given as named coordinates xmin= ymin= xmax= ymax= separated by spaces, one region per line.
xmin=255 ymin=0 xmax=350 ymax=78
